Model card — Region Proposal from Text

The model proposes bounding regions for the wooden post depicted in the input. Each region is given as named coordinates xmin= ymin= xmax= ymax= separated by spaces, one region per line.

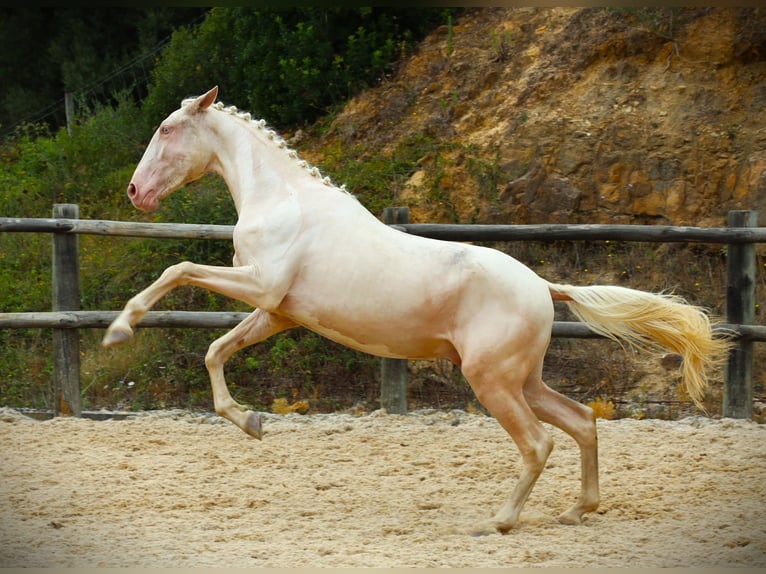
xmin=380 ymin=207 xmax=410 ymax=414
xmin=52 ymin=204 xmax=81 ymax=416
xmin=723 ymin=210 xmax=757 ymax=419
xmin=64 ymin=93 xmax=74 ymax=137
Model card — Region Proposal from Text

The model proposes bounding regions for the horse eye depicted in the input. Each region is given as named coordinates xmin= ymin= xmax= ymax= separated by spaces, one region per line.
xmin=161 ymin=126 xmax=171 ymax=135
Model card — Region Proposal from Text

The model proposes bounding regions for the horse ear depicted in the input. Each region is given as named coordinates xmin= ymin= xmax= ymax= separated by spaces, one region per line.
xmin=191 ymin=86 xmax=218 ymax=114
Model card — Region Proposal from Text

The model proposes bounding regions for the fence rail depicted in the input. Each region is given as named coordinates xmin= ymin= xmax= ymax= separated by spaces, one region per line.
xmin=4 ymin=216 xmax=766 ymax=243
xmin=0 ymin=216 xmax=233 ymax=239
xmin=0 ymin=205 xmax=761 ymax=419
xmin=1 ymin=310 xmax=761 ymax=339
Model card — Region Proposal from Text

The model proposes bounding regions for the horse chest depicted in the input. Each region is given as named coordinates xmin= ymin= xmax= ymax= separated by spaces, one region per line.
xmin=231 ymin=215 xmax=298 ymax=268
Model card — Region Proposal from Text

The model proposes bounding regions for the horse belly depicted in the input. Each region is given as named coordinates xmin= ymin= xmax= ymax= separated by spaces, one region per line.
xmin=305 ymin=321 xmax=459 ymax=362
xmin=275 ymin=233 xmax=545 ymax=363
xmin=278 ymin=281 xmax=461 ymax=361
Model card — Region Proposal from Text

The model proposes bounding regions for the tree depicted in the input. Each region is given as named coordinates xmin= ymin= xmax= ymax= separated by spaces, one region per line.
xmin=144 ymin=7 xmax=453 ymax=129
xmin=0 ymin=7 xmax=206 ymax=137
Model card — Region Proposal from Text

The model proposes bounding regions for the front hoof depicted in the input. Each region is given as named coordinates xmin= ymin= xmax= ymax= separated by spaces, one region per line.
xmin=102 ymin=327 xmax=133 ymax=348
xmin=244 ymin=411 xmax=263 ymax=440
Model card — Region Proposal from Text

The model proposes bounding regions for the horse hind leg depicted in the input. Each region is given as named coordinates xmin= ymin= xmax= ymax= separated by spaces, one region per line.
xmin=461 ymin=356 xmax=554 ymax=535
xmin=205 ymin=309 xmax=295 ymax=439
xmin=523 ymin=365 xmax=600 ymax=524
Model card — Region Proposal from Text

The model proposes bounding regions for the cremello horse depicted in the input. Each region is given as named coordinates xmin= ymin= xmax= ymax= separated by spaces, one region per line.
xmin=103 ymin=86 xmax=730 ymax=534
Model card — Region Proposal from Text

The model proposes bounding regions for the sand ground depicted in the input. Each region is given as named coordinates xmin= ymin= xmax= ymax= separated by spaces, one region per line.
xmin=1 ymin=407 xmax=764 ymax=567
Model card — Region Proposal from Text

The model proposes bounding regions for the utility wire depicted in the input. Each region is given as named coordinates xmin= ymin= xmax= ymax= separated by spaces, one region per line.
xmin=2 ymin=10 xmax=207 ymax=138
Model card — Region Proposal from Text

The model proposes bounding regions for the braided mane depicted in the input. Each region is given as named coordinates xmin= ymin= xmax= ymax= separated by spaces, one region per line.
xmin=181 ymin=96 xmax=346 ymax=192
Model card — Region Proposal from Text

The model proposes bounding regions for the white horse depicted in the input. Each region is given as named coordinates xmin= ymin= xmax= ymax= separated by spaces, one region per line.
xmin=103 ymin=86 xmax=730 ymax=534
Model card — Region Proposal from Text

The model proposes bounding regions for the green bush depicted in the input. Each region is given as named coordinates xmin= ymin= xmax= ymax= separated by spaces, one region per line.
xmin=144 ymin=7 xmax=453 ymax=129
xmin=0 ymin=8 xmax=455 ymax=412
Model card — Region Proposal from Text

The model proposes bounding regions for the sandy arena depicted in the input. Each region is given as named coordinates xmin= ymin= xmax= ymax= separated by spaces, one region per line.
xmin=1 ymin=407 xmax=764 ymax=567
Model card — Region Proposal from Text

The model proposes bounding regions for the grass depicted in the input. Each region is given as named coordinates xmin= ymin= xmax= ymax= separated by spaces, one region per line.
xmin=0 ymin=118 xmax=759 ymax=417
xmin=1 ymin=229 xmax=757 ymax=418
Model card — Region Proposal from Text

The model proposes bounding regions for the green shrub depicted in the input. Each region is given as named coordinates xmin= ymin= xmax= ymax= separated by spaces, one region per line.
xmin=144 ymin=7 xmax=453 ymax=129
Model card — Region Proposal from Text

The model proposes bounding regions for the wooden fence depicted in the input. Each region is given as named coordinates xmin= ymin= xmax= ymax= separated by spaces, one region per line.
xmin=1 ymin=205 xmax=763 ymax=419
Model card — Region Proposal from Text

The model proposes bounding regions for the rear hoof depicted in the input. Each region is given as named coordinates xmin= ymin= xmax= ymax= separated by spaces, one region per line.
xmin=244 ymin=411 xmax=263 ymax=440
xmin=102 ymin=328 xmax=133 ymax=348
xmin=469 ymin=518 xmax=514 ymax=537
xmin=558 ymin=512 xmax=582 ymax=525
xmin=558 ymin=505 xmax=595 ymax=525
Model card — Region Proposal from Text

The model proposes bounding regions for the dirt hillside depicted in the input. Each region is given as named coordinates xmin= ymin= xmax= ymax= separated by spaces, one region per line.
xmin=296 ymin=7 xmax=766 ymax=416
xmin=306 ymin=7 xmax=766 ymax=228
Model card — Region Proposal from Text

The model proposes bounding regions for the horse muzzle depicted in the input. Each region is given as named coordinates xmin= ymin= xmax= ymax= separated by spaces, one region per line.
xmin=127 ymin=182 xmax=159 ymax=212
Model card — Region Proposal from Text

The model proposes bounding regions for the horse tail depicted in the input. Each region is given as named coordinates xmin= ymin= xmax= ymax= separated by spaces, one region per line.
xmin=547 ymin=282 xmax=732 ymax=410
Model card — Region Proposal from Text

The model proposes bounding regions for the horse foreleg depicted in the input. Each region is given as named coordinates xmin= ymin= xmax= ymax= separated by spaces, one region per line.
xmin=205 ymin=309 xmax=295 ymax=439
xmin=463 ymin=358 xmax=554 ymax=535
xmin=523 ymin=370 xmax=600 ymax=524
xmin=102 ymin=262 xmax=274 ymax=348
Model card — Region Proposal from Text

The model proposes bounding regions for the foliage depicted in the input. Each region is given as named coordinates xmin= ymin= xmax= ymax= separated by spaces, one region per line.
xmin=587 ymin=397 xmax=616 ymax=420
xmin=318 ymin=132 xmax=443 ymax=216
xmin=271 ymin=397 xmax=310 ymax=415
xmin=139 ymin=23 xmax=229 ymax=129
xmin=0 ymin=7 xmax=206 ymax=137
xmin=316 ymin=134 xmax=510 ymax=224
xmin=0 ymin=8 xmax=455 ymax=414
xmin=1 ymin=7 xmax=743 ymax=417
xmin=144 ymin=7 xmax=453 ymax=129
xmin=609 ymin=7 xmax=709 ymax=41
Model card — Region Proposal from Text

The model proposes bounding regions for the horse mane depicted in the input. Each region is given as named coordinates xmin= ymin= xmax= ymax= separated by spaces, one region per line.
xmin=181 ymin=96 xmax=346 ymax=192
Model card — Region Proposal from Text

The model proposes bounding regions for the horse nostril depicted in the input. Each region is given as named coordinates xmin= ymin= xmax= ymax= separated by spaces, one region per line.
xmin=127 ymin=183 xmax=137 ymax=198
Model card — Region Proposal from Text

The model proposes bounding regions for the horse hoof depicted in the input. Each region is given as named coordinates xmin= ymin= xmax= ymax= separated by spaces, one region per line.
xmin=558 ymin=509 xmax=586 ymax=525
xmin=469 ymin=519 xmax=512 ymax=537
xmin=244 ymin=411 xmax=263 ymax=440
xmin=102 ymin=328 xmax=133 ymax=348
xmin=558 ymin=514 xmax=578 ymax=525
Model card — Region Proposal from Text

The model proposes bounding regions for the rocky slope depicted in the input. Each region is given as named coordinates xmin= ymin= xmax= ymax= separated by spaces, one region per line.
xmin=299 ymin=7 xmax=766 ymax=415
xmin=308 ymin=7 xmax=766 ymax=228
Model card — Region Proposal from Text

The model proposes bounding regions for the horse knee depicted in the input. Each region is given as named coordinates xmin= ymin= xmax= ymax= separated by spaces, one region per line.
xmin=570 ymin=403 xmax=598 ymax=448
xmin=159 ymin=260 xmax=197 ymax=286
xmin=213 ymin=400 xmax=229 ymax=417
xmin=205 ymin=340 xmax=225 ymax=371
xmin=171 ymin=260 xmax=196 ymax=275
xmin=582 ymin=403 xmax=597 ymax=431
xmin=522 ymin=432 xmax=554 ymax=473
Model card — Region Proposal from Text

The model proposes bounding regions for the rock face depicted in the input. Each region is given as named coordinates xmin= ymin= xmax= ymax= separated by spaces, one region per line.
xmin=300 ymin=7 xmax=766 ymax=409
xmin=313 ymin=7 xmax=766 ymax=228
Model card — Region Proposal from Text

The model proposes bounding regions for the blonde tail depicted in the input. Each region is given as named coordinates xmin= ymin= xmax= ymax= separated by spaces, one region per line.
xmin=548 ymin=282 xmax=732 ymax=410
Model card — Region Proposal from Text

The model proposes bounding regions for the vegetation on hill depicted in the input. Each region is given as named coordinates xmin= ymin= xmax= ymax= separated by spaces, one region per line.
xmin=0 ymin=7 xmax=455 ymax=413
xmin=1 ymin=7 xmax=764 ymax=417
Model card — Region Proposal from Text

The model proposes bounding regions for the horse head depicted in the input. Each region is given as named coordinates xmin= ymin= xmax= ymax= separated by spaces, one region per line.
xmin=127 ymin=86 xmax=219 ymax=211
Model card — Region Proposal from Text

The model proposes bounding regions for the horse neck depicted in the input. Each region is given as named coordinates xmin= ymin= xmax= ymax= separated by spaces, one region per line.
xmin=210 ymin=112 xmax=315 ymax=215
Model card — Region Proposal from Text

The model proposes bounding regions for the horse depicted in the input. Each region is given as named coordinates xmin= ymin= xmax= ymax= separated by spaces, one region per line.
xmin=103 ymin=86 xmax=731 ymax=534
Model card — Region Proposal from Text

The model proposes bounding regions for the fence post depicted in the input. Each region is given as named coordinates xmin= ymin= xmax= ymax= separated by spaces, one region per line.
xmin=52 ymin=204 xmax=81 ymax=416
xmin=380 ymin=207 xmax=409 ymax=414
xmin=723 ymin=210 xmax=757 ymax=419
